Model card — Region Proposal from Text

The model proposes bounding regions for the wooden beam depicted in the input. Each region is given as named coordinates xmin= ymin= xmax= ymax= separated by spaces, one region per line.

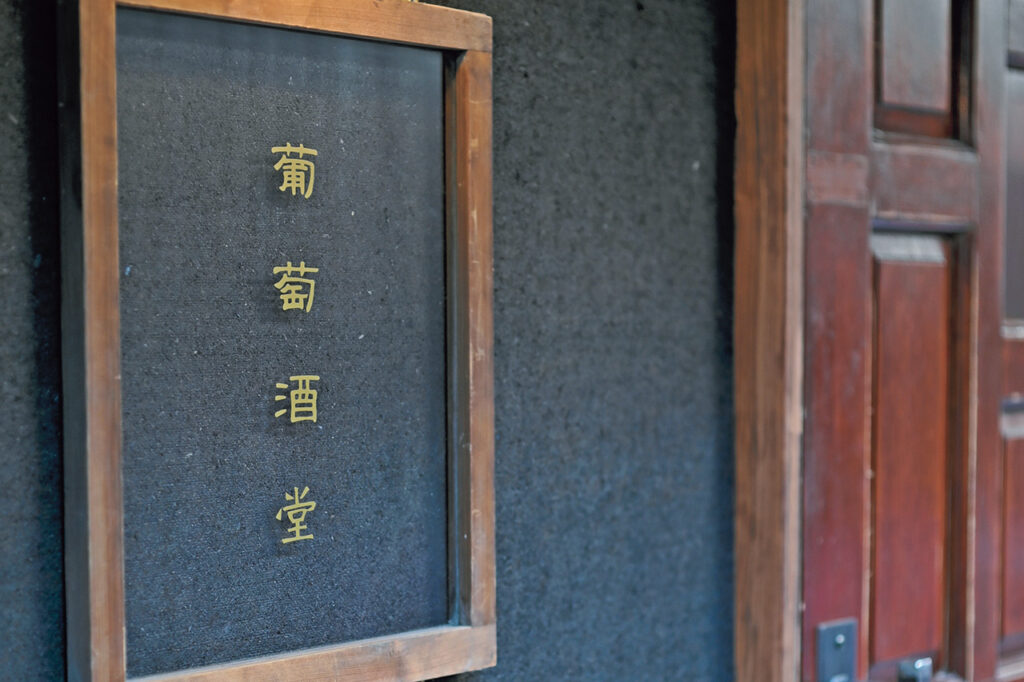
xmin=60 ymin=0 xmax=126 ymax=679
xmin=450 ymin=49 xmax=496 ymax=629
xmin=975 ymin=0 xmax=1010 ymax=677
xmin=117 ymin=0 xmax=492 ymax=52
xmin=733 ymin=0 xmax=804 ymax=680
xmin=134 ymin=625 xmax=496 ymax=682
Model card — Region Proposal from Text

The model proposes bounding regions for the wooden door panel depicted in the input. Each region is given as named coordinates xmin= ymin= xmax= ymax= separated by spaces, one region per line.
xmin=802 ymin=6 xmax=873 ymax=681
xmin=1001 ymin=411 xmax=1024 ymax=682
xmin=1010 ymin=0 xmax=1024 ymax=64
xmin=869 ymin=235 xmax=952 ymax=669
xmin=1003 ymin=428 xmax=1024 ymax=649
xmin=806 ymin=0 xmax=871 ymax=155
xmin=872 ymin=146 xmax=978 ymax=225
xmin=873 ymin=0 xmax=969 ymax=139
xmin=975 ymin=4 xmax=1009 ymax=679
xmin=799 ymin=0 xmax=1007 ymax=680
xmin=1003 ymin=4 xmax=1024 ymax=676
xmin=1004 ymin=71 xmax=1024 ymax=321
xmin=737 ymin=0 xmax=1008 ymax=678
xmin=1009 ymin=343 xmax=1024 ymax=397
xmin=803 ymin=203 xmax=871 ymax=681
xmin=879 ymin=0 xmax=952 ymax=112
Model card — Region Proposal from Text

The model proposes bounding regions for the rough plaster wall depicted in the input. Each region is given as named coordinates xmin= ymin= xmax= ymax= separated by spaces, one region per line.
xmin=0 ymin=0 xmax=65 ymax=679
xmin=0 ymin=0 xmax=734 ymax=679
xmin=433 ymin=1 xmax=736 ymax=679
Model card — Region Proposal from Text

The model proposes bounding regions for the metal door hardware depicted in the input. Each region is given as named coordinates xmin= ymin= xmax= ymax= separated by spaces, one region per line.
xmin=816 ymin=619 xmax=857 ymax=682
xmin=897 ymin=657 xmax=933 ymax=682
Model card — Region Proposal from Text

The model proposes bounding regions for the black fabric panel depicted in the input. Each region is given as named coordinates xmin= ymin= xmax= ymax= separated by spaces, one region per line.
xmin=432 ymin=1 xmax=736 ymax=680
xmin=0 ymin=1 xmax=66 ymax=680
xmin=116 ymin=10 xmax=448 ymax=676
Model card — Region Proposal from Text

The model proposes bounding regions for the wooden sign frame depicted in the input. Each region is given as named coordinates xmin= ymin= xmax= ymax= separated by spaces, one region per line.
xmin=58 ymin=1 xmax=494 ymax=680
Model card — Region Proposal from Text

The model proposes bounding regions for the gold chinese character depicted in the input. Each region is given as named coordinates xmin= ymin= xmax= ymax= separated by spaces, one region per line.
xmin=272 ymin=143 xmax=318 ymax=199
xmin=275 ymin=375 xmax=320 ymax=423
xmin=275 ymin=486 xmax=316 ymax=543
xmin=273 ymin=261 xmax=319 ymax=312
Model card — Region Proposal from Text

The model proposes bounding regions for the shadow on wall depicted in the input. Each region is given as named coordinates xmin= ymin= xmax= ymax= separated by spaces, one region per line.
xmin=0 ymin=0 xmax=66 ymax=679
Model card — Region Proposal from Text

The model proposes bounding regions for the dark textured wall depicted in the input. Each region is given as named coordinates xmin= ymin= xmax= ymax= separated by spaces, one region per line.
xmin=434 ymin=2 xmax=736 ymax=679
xmin=0 ymin=0 xmax=65 ymax=680
xmin=0 ymin=0 xmax=734 ymax=679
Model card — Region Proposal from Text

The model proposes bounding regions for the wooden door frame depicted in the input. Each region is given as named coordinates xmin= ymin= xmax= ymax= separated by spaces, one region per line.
xmin=733 ymin=0 xmax=805 ymax=679
xmin=735 ymin=0 xmax=1006 ymax=680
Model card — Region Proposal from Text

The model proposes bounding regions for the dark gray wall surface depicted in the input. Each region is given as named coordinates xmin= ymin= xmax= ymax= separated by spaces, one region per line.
xmin=0 ymin=0 xmax=734 ymax=679
xmin=0 ymin=0 xmax=65 ymax=679
xmin=433 ymin=2 xmax=735 ymax=679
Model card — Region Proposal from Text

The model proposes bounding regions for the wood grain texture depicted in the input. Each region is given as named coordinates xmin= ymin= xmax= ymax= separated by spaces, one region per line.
xmin=873 ymin=0 xmax=970 ymax=140
xmin=873 ymin=145 xmax=978 ymax=224
xmin=976 ymin=1 xmax=1009 ymax=677
xmin=869 ymin=248 xmax=950 ymax=666
xmin=799 ymin=0 xmax=1002 ymax=678
xmin=116 ymin=0 xmax=492 ymax=52
xmin=806 ymin=0 xmax=871 ymax=154
xmin=1004 ymin=438 xmax=1024 ymax=640
xmin=734 ymin=0 xmax=804 ymax=680
xmin=801 ymin=0 xmax=872 ymax=679
xmin=874 ymin=106 xmax=954 ymax=139
xmin=806 ymin=150 xmax=869 ymax=206
xmin=60 ymin=0 xmax=127 ymax=679
xmin=879 ymin=0 xmax=952 ymax=112
xmin=880 ymin=0 xmax=950 ymax=113
xmin=133 ymin=625 xmax=496 ymax=682
xmin=946 ymin=232 xmax=974 ymax=678
xmin=802 ymin=204 xmax=871 ymax=682
xmin=450 ymin=49 xmax=496 ymax=629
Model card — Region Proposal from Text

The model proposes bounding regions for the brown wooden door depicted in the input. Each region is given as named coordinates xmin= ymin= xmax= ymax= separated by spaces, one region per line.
xmin=800 ymin=1 xmax=1009 ymax=680
xmin=998 ymin=3 xmax=1024 ymax=678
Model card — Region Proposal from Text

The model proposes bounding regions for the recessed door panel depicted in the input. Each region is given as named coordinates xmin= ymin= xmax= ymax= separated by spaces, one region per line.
xmin=880 ymin=0 xmax=952 ymax=112
xmin=869 ymin=235 xmax=952 ymax=668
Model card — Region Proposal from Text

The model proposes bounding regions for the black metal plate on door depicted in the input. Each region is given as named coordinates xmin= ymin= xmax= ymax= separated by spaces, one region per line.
xmin=816 ymin=618 xmax=857 ymax=682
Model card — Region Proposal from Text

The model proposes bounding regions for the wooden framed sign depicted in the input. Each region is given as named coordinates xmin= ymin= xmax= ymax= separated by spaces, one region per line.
xmin=58 ymin=1 xmax=493 ymax=679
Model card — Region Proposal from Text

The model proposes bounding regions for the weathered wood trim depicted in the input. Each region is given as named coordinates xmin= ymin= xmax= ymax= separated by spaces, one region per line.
xmin=61 ymin=2 xmax=494 ymax=679
xmin=117 ymin=0 xmax=492 ymax=52
xmin=450 ymin=49 xmax=496 ymax=629
xmin=733 ymin=0 xmax=805 ymax=679
xmin=872 ymin=143 xmax=979 ymax=224
xmin=978 ymin=0 xmax=1010 ymax=677
xmin=60 ymin=0 xmax=126 ymax=679
xmin=134 ymin=625 xmax=496 ymax=682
